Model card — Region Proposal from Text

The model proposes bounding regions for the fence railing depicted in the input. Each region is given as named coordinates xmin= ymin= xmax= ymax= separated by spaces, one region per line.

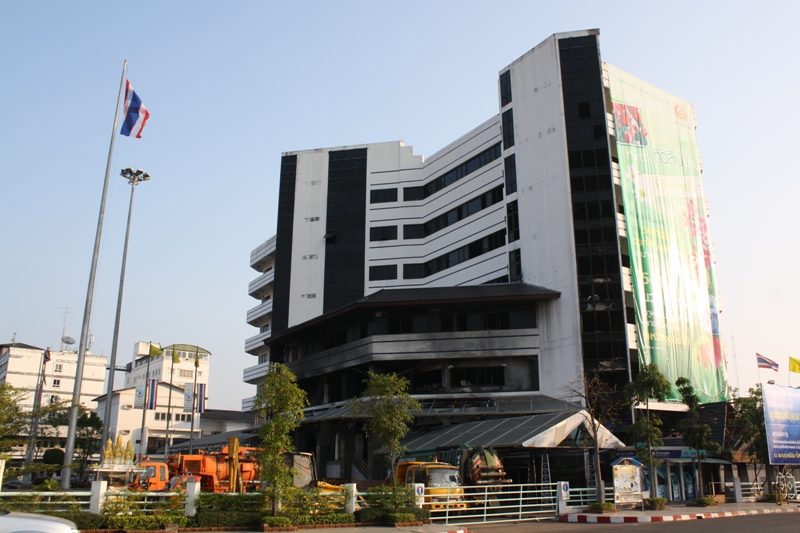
xmin=423 ymin=483 xmax=558 ymax=524
xmin=0 ymin=490 xmax=93 ymax=513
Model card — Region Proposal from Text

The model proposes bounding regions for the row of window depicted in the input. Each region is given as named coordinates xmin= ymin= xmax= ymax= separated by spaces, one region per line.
xmin=403 ymin=229 xmax=507 ymax=280
xmin=404 ymin=185 xmax=505 ymax=240
xmin=154 ymin=412 xmax=194 ymax=421
xmin=502 ymin=109 xmax=515 ymax=150
xmin=403 ymin=143 xmax=502 ymax=202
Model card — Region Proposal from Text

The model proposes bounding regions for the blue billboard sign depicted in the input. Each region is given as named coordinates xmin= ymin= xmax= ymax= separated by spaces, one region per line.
xmin=762 ymin=384 xmax=800 ymax=465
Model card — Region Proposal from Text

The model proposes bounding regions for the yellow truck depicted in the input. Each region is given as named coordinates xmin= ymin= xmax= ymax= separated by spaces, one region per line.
xmin=395 ymin=461 xmax=467 ymax=510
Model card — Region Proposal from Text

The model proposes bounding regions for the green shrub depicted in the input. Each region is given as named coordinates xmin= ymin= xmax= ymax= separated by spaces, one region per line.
xmin=354 ymin=506 xmax=386 ymax=523
xmin=363 ymin=484 xmax=415 ymax=509
xmin=398 ymin=506 xmax=430 ymax=522
xmin=644 ymin=497 xmax=667 ymax=510
xmin=262 ymin=515 xmax=293 ymax=527
xmin=195 ymin=491 xmax=269 ymax=512
xmin=692 ymin=497 xmax=716 ymax=507
xmin=49 ymin=511 xmax=106 ymax=530
xmin=195 ymin=510 xmax=262 ymax=527
xmin=104 ymin=513 xmax=189 ymax=530
xmin=386 ymin=512 xmax=417 ymax=524
xmin=588 ymin=501 xmax=617 ymax=512
xmin=287 ymin=512 xmax=354 ymax=525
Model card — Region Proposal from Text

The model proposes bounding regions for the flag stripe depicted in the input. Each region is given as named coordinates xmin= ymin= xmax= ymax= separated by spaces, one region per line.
xmin=196 ymin=383 xmax=206 ymax=413
xmin=121 ymin=80 xmax=150 ymax=138
xmin=756 ymin=353 xmax=779 ymax=372
xmin=147 ymin=379 xmax=159 ymax=410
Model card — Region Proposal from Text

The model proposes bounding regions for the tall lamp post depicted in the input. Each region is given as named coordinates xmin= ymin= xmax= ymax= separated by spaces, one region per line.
xmin=100 ymin=168 xmax=151 ymax=454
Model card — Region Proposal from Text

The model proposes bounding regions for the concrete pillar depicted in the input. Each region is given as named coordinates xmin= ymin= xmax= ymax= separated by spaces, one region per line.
xmin=184 ymin=478 xmax=201 ymax=516
xmin=732 ymin=477 xmax=743 ymax=503
xmin=344 ymin=483 xmax=358 ymax=514
xmin=90 ymin=480 xmax=108 ymax=514
xmin=556 ymin=481 xmax=570 ymax=517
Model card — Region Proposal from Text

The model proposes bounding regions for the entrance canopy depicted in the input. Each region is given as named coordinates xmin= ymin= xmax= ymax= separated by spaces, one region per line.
xmin=401 ymin=411 xmax=625 ymax=451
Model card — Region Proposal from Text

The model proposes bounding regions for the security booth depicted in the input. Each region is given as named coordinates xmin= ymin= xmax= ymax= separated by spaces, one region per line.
xmin=610 ymin=457 xmax=643 ymax=507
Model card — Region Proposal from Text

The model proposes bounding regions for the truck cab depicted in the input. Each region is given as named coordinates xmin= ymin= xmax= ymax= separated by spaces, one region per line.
xmin=395 ymin=461 xmax=466 ymax=510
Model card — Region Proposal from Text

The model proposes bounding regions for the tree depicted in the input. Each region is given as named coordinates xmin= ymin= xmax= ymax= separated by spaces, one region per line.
xmin=254 ymin=363 xmax=308 ymax=514
xmin=563 ymin=370 xmax=623 ymax=503
xmin=350 ymin=372 xmax=421 ymax=482
xmin=731 ymin=387 xmax=769 ymax=484
xmin=623 ymin=364 xmax=672 ymax=497
xmin=74 ymin=409 xmax=103 ymax=480
xmin=675 ymin=377 xmax=722 ymax=498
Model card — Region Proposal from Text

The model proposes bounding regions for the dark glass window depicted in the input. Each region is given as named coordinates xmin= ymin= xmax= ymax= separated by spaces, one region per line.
xmin=369 ymin=225 xmax=397 ymax=241
xmin=403 ymin=143 xmax=501 ymax=202
xmin=370 ymin=188 xmax=398 ymax=203
xmin=403 ymin=229 xmax=506 ymax=280
xmin=404 ymin=185 xmax=504 ymax=240
xmin=506 ymin=200 xmax=520 ymax=242
xmin=509 ymin=248 xmax=521 ymax=282
xmin=368 ymin=264 xmax=397 ymax=281
xmin=504 ymin=155 xmax=517 ymax=194
xmin=502 ymin=109 xmax=515 ymax=149
xmin=451 ymin=366 xmax=505 ymax=388
xmin=272 ymin=155 xmax=298 ymax=335
xmin=500 ymin=70 xmax=512 ymax=107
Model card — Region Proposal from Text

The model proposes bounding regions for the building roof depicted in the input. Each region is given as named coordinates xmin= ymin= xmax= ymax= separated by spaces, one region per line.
xmin=267 ymin=282 xmax=560 ymax=345
xmin=159 ymin=428 xmax=260 ymax=454
xmin=200 ymin=409 xmax=257 ymax=423
xmin=0 ymin=342 xmax=44 ymax=350
xmin=399 ymin=411 xmax=625 ymax=452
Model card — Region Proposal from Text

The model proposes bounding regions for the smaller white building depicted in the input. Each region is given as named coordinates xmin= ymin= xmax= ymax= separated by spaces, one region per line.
xmin=0 ymin=342 xmax=108 ymax=458
xmin=95 ymin=342 xmax=211 ymax=457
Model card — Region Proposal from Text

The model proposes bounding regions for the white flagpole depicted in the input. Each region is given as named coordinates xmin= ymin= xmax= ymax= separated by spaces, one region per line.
xmin=61 ymin=60 xmax=128 ymax=489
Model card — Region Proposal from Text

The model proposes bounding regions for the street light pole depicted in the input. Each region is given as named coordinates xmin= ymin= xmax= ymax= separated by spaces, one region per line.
xmin=100 ymin=168 xmax=151 ymax=454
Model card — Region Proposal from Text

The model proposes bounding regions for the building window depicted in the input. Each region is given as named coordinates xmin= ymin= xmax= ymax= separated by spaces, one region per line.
xmin=179 ymin=369 xmax=193 ymax=378
xmin=403 ymin=229 xmax=506 ymax=280
xmin=509 ymin=249 xmax=522 ymax=282
xmin=403 ymin=143 xmax=501 ymax=202
xmin=403 ymin=185 xmax=505 ymax=240
xmin=52 ymin=379 xmax=60 ymax=388
xmin=451 ymin=366 xmax=505 ymax=388
xmin=504 ymin=155 xmax=517 ymax=194
xmin=370 ymin=188 xmax=397 ymax=203
xmin=369 ymin=264 xmax=398 ymax=281
xmin=54 ymin=363 xmax=63 ymax=373
xmin=369 ymin=226 xmax=398 ymax=242
xmin=502 ymin=109 xmax=515 ymax=149
xmin=506 ymin=200 xmax=520 ymax=242
xmin=500 ymin=70 xmax=512 ymax=106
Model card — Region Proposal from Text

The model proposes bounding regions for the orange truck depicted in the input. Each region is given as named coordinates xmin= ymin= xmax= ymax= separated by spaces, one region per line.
xmin=395 ymin=460 xmax=467 ymax=510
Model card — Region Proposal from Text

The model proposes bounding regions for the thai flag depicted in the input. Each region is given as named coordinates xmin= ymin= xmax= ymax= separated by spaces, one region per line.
xmin=756 ymin=353 xmax=779 ymax=372
xmin=147 ymin=379 xmax=159 ymax=409
xmin=120 ymin=80 xmax=150 ymax=138
xmin=196 ymin=383 xmax=206 ymax=414
xmin=43 ymin=348 xmax=51 ymax=363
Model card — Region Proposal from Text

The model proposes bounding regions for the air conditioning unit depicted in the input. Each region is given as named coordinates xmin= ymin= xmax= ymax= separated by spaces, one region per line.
xmin=120 ymin=429 xmax=130 ymax=435
xmin=122 ymin=404 xmax=134 ymax=409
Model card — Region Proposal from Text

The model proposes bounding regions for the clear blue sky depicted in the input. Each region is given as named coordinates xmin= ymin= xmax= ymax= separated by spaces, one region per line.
xmin=2 ymin=1 xmax=798 ymax=409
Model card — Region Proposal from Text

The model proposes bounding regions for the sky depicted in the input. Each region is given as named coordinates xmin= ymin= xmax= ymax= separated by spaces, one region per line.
xmin=2 ymin=1 xmax=799 ymax=410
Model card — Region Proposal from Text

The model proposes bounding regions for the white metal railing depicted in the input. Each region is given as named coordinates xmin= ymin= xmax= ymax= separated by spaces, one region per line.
xmin=250 ymin=236 xmax=276 ymax=269
xmin=566 ymin=486 xmax=599 ymax=507
xmin=741 ymin=481 xmax=764 ymax=500
xmin=0 ymin=490 xmax=93 ymax=512
xmin=424 ymin=483 xmax=558 ymax=524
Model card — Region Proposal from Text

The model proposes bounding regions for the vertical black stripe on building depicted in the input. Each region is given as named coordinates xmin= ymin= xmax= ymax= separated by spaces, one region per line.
xmin=323 ymin=148 xmax=367 ymax=313
xmin=558 ymin=35 xmax=630 ymax=389
xmin=272 ymin=155 xmax=298 ymax=335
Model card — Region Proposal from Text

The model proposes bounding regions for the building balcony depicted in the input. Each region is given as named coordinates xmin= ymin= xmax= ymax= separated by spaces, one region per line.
xmin=245 ymin=329 xmax=271 ymax=355
xmin=243 ymin=361 xmax=270 ymax=385
xmin=250 ymin=236 xmax=276 ymax=271
xmin=246 ymin=299 xmax=273 ymax=327
xmin=612 ymin=162 xmax=621 ymax=185
xmin=627 ymin=323 xmax=638 ymax=350
xmin=622 ymin=266 xmax=633 ymax=293
xmin=241 ymin=395 xmax=256 ymax=412
xmin=616 ymin=212 xmax=627 ymax=238
xmin=248 ymin=269 xmax=274 ymax=300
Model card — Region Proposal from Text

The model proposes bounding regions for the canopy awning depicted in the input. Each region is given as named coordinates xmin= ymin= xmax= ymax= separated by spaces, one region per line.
xmin=400 ymin=411 xmax=625 ymax=452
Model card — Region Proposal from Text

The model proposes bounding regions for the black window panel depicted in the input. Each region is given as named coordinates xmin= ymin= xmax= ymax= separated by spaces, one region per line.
xmin=404 ymin=185 xmax=504 ymax=240
xmin=502 ymin=109 xmax=515 ymax=149
xmin=403 ymin=187 xmax=424 ymax=201
xmin=500 ymin=70 xmax=512 ymax=106
xmin=509 ymin=249 xmax=521 ymax=282
xmin=369 ymin=264 xmax=397 ymax=281
xmin=504 ymin=154 xmax=517 ymax=194
xmin=370 ymin=188 xmax=397 ymax=203
xmin=324 ymin=148 xmax=367 ymax=312
xmin=451 ymin=366 xmax=505 ymax=388
xmin=577 ymin=101 xmax=591 ymax=119
xmin=404 ymin=229 xmax=506 ymax=280
xmin=272 ymin=155 xmax=298 ymax=335
xmin=369 ymin=225 xmax=397 ymax=242
xmin=507 ymin=200 xmax=520 ymax=242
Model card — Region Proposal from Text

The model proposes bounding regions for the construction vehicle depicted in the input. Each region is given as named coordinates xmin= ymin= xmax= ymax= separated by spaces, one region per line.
xmin=395 ymin=460 xmax=467 ymax=510
xmin=437 ymin=445 xmax=512 ymax=487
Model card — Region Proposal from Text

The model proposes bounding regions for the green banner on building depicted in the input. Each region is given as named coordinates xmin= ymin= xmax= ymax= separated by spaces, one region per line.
xmin=607 ymin=65 xmax=726 ymax=403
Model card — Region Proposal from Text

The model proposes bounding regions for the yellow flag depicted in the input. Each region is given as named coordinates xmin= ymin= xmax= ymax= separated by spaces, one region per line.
xmin=148 ymin=343 xmax=163 ymax=357
xmin=194 ymin=352 xmax=200 ymax=368
xmin=173 ymin=349 xmax=181 ymax=364
xmin=790 ymin=357 xmax=800 ymax=374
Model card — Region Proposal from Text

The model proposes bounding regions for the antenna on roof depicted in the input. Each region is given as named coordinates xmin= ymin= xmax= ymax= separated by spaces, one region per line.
xmin=59 ymin=305 xmax=75 ymax=351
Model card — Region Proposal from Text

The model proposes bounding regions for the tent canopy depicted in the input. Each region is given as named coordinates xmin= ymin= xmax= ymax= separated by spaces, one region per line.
xmin=401 ymin=411 xmax=625 ymax=452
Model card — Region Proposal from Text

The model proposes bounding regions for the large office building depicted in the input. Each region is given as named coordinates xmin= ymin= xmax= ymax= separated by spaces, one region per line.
xmin=244 ymin=29 xmax=727 ymax=481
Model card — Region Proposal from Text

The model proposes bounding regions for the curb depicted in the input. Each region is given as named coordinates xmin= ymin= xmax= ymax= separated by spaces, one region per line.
xmin=561 ymin=507 xmax=800 ymax=523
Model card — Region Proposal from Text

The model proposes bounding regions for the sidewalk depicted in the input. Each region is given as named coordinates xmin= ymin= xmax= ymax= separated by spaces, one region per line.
xmin=560 ymin=500 xmax=800 ymax=523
